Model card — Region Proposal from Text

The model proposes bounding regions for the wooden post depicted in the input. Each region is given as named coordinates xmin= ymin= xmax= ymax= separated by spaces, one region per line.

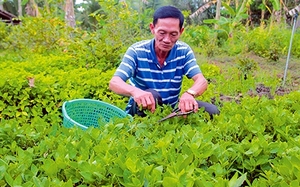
xmin=215 ymin=0 xmax=221 ymax=29
xmin=18 ymin=0 xmax=22 ymax=16
xmin=65 ymin=0 xmax=76 ymax=28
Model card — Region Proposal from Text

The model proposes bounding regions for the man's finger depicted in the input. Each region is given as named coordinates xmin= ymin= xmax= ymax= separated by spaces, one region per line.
xmin=193 ymin=102 xmax=198 ymax=112
xmin=145 ymin=97 xmax=151 ymax=109
xmin=141 ymin=98 xmax=147 ymax=108
xmin=184 ymin=102 xmax=192 ymax=111
xmin=135 ymin=98 xmax=141 ymax=107
xmin=179 ymin=101 xmax=185 ymax=113
xmin=148 ymin=95 xmax=156 ymax=112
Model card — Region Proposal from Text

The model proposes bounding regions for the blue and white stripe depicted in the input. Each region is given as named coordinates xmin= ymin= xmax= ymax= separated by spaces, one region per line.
xmin=114 ymin=39 xmax=202 ymax=112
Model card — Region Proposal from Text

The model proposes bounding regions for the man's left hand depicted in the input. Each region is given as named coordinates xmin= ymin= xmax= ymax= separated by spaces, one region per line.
xmin=179 ymin=92 xmax=198 ymax=114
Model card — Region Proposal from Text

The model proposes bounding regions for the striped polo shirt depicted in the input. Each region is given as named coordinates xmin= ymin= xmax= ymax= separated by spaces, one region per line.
xmin=114 ymin=39 xmax=201 ymax=112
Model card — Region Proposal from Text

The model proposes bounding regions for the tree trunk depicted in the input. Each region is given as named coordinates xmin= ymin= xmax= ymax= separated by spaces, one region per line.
xmin=65 ymin=0 xmax=76 ymax=28
xmin=274 ymin=10 xmax=281 ymax=24
xmin=215 ymin=0 xmax=221 ymax=29
xmin=246 ymin=3 xmax=252 ymax=28
xmin=25 ymin=0 xmax=40 ymax=17
xmin=235 ymin=0 xmax=239 ymax=9
xmin=0 ymin=3 xmax=3 ymax=10
xmin=18 ymin=0 xmax=22 ymax=16
xmin=261 ymin=9 xmax=265 ymax=26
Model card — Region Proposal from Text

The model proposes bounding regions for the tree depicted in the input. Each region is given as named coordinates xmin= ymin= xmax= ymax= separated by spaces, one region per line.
xmin=2 ymin=0 xmax=18 ymax=15
xmin=0 ymin=1 xmax=3 ymax=10
xmin=215 ymin=0 xmax=221 ymax=28
xmin=17 ymin=0 xmax=21 ymax=16
xmin=75 ymin=0 xmax=101 ymax=30
xmin=65 ymin=0 xmax=75 ymax=28
xmin=25 ymin=0 xmax=40 ymax=16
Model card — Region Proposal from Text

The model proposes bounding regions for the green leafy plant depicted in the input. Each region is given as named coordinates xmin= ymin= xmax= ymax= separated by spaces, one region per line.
xmin=236 ymin=56 xmax=258 ymax=80
xmin=1 ymin=5 xmax=300 ymax=186
xmin=203 ymin=1 xmax=249 ymax=41
xmin=2 ymin=16 xmax=72 ymax=53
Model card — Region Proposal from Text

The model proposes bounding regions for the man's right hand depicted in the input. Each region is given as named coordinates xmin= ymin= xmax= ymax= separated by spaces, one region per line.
xmin=132 ymin=90 xmax=156 ymax=113
xmin=109 ymin=76 xmax=156 ymax=113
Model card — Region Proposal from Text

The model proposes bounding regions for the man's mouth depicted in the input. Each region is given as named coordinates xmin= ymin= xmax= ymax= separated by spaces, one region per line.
xmin=162 ymin=44 xmax=171 ymax=48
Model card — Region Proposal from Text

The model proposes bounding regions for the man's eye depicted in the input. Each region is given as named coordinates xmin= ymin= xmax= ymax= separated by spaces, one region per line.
xmin=171 ymin=33 xmax=178 ymax=37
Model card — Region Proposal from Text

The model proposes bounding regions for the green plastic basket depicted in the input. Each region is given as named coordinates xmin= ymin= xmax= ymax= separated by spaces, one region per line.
xmin=62 ymin=99 xmax=129 ymax=130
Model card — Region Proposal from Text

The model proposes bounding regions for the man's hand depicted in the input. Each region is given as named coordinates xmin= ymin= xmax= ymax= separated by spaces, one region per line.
xmin=132 ymin=90 xmax=156 ymax=113
xmin=109 ymin=76 xmax=156 ymax=113
xmin=179 ymin=92 xmax=198 ymax=114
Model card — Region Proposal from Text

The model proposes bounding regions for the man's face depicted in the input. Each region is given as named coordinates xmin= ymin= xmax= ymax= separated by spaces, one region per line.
xmin=150 ymin=18 xmax=184 ymax=52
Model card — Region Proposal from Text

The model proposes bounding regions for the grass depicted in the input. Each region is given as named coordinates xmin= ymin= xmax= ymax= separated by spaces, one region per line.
xmin=198 ymin=52 xmax=300 ymax=93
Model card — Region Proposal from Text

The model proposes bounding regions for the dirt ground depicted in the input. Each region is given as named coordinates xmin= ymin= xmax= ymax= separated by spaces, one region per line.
xmin=201 ymin=53 xmax=300 ymax=103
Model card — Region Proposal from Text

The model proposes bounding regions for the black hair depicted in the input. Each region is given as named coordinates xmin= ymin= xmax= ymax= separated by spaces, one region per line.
xmin=153 ymin=6 xmax=184 ymax=29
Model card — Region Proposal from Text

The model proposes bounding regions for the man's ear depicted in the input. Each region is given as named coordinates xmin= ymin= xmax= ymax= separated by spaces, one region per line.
xmin=149 ymin=23 xmax=155 ymax=34
xmin=180 ymin=27 xmax=184 ymax=35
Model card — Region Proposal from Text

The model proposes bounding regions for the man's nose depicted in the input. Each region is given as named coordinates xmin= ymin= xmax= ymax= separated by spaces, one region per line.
xmin=163 ymin=34 xmax=171 ymax=43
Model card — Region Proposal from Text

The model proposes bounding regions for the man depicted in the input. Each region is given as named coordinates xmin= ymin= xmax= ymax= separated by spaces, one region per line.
xmin=109 ymin=5 xmax=219 ymax=117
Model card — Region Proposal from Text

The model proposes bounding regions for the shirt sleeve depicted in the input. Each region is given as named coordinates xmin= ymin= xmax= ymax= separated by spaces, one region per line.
xmin=184 ymin=45 xmax=202 ymax=79
xmin=113 ymin=46 xmax=137 ymax=82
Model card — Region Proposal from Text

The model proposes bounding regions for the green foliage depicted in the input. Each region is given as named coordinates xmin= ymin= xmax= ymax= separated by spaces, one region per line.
xmin=0 ymin=2 xmax=148 ymax=71
xmin=200 ymin=63 xmax=221 ymax=82
xmin=182 ymin=25 xmax=221 ymax=57
xmin=191 ymin=23 xmax=300 ymax=60
xmin=183 ymin=25 xmax=209 ymax=46
xmin=0 ymin=22 xmax=9 ymax=49
xmin=236 ymin=56 xmax=258 ymax=80
xmin=1 ymin=3 xmax=300 ymax=186
xmin=65 ymin=0 xmax=151 ymax=71
xmin=1 ymin=86 xmax=299 ymax=186
xmin=1 ymin=16 xmax=72 ymax=53
xmin=219 ymin=28 xmax=249 ymax=56
xmin=0 ymin=52 xmax=127 ymax=124
xmin=1 ymin=52 xmax=300 ymax=186
xmin=203 ymin=0 xmax=249 ymax=40
xmin=243 ymin=25 xmax=290 ymax=61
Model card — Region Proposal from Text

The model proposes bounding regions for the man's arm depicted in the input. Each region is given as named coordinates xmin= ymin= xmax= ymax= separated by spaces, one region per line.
xmin=109 ymin=76 xmax=137 ymax=97
xmin=187 ymin=73 xmax=208 ymax=97
xmin=179 ymin=73 xmax=208 ymax=113
xmin=109 ymin=76 xmax=156 ymax=112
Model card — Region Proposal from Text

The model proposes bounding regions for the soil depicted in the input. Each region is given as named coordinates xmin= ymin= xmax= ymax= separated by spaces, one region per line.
xmin=201 ymin=53 xmax=300 ymax=103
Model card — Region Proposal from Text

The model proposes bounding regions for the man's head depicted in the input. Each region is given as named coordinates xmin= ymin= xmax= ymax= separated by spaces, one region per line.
xmin=153 ymin=6 xmax=184 ymax=30
xmin=150 ymin=6 xmax=185 ymax=53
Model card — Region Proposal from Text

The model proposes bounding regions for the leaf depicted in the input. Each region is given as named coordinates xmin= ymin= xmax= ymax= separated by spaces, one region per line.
xmin=30 ymin=164 xmax=39 ymax=177
xmin=41 ymin=159 xmax=58 ymax=177
xmin=179 ymin=154 xmax=194 ymax=171
xmin=218 ymin=16 xmax=230 ymax=25
xmin=203 ymin=19 xmax=219 ymax=24
xmin=162 ymin=177 xmax=179 ymax=187
xmin=13 ymin=174 xmax=23 ymax=186
xmin=62 ymin=179 xmax=73 ymax=187
xmin=290 ymin=156 xmax=300 ymax=168
xmin=125 ymin=157 xmax=137 ymax=173
xmin=22 ymin=0 xmax=29 ymax=6
xmin=290 ymin=180 xmax=300 ymax=187
xmin=270 ymin=0 xmax=280 ymax=10
xmin=222 ymin=2 xmax=236 ymax=16
xmin=126 ymin=136 xmax=138 ymax=150
xmin=32 ymin=176 xmax=42 ymax=187
xmin=0 ymin=159 xmax=8 ymax=180
xmin=110 ymin=166 xmax=123 ymax=177
xmin=4 ymin=172 xmax=14 ymax=187
xmin=80 ymin=171 xmax=95 ymax=183
xmin=229 ymin=172 xmax=247 ymax=187
xmin=154 ymin=165 xmax=163 ymax=173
